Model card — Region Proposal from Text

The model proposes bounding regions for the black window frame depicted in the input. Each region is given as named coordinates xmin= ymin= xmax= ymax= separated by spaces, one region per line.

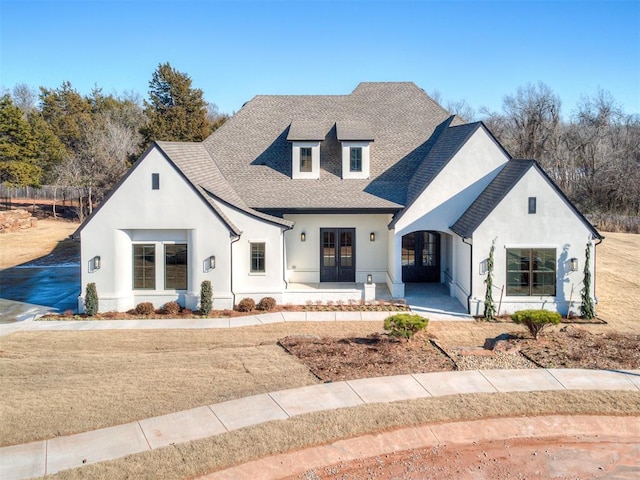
xmin=350 ymin=147 xmax=362 ymax=172
xmin=528 ymin=196 xmax=537 ymax=214
xmin=133 ymin=244 xmax=156 ymax=290
xmin=152 ymin=173 xmax=160 ymax=190
xmin=250 ymin=242 xmax=266 ymax=273
xmin=299 ymin=147 xmax=313 ymax=173
xmin=506 ymin=248 xmax=556 ymax=296
xmin=164 ymin=244 xmax=188 ymax=290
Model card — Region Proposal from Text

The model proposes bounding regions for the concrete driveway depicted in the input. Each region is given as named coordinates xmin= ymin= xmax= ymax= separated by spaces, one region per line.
xmin=0 ymin=265 xmax=80 ymax=322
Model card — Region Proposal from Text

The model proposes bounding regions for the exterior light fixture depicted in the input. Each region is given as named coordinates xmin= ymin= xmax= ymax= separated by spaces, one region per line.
xmin=370 ymin=232 xmax=375 ymax=242
xmin=208 ymin=255 xmax=216 ymax=270
xmin=366 ymin=274 xmax=373 ymax=285
xmin=301 ymin=232 xmax=306 ymax=242
xmin=570 ymin=258 xmax=578 ymax=272
xmin=93 ymin=256 xmax=101 ymax=270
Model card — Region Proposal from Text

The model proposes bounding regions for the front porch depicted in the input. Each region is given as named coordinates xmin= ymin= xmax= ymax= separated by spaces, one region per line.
xmin=282 ymin=282 xmax=472 ymax=320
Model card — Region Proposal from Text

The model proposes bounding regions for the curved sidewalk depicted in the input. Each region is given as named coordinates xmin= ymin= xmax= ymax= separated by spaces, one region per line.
xmin=1 ymin=368 xmax=639 ymax=480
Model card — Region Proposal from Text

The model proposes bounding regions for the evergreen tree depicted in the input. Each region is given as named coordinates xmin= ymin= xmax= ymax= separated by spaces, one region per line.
xmin=483 ymin=239 xmax=497 ymax=321
xmin=0 ymin=94 xmax=42 ymax=186
xmin=580 ymin=242 xmax=596 ymax=319
xmin=140 ymin=62 xmax=213 ymax=150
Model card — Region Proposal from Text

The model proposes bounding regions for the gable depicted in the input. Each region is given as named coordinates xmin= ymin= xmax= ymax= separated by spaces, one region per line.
xmin=452 ymin=161 xmax=602 ymax=240
xmin=392 ymin=125 xmax=510 ymax=234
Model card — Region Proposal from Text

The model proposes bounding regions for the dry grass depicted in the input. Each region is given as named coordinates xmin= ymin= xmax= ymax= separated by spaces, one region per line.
xmin=44 ymin=390 xmax=640 ymax=480
xmin=594 ymin=231 xmax=640 ymax=326
xmin=0 ymin=322 xmax=383 ymax=447
xmin=0 ymin=218 xmax=79 ymax=269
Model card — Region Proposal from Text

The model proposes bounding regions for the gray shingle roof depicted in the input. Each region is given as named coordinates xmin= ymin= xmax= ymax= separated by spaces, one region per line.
xmin=203 ymin=82 xmax=453 ymax=210
xmin=336 ymin=121 xmax=374 ymax=141
xmin=286 ymin=120 xmax=329 ymax=141
xmin=450 ymin=160 xmax=603 ymax=239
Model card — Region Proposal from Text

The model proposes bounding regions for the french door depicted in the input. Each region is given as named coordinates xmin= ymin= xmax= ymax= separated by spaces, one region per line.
xmin=402 ymin=231 xmax=440 ymax=282
xmin=320 ymin=228 xmax=355 ymax=282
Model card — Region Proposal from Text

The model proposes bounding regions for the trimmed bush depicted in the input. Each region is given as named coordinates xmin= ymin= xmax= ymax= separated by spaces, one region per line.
xmin=135 ymin=302 xmax=155 ymax=315
xmin=383 ymin=313 xmax=429 ymax=340
xmin=258 ymin=297 xmax=276 ymax=311
xmin=162 ymin=301 xmax=180 ymax=315
xmin=84 ymin=283 xmax=99 ymax=316
xmin=511 ymin=309 xmax=561 ymax=339
xmin=236 ymin=297 xmax=256 ymax=312
xmin=200 ymin=280 xmax=213 ymax=316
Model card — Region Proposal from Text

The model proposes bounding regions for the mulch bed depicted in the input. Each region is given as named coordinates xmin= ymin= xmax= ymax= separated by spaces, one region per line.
xmin=279 ymin=332 xmax=455 ymax=382
xmin=279 ymin=326 xmax=640 ymax=382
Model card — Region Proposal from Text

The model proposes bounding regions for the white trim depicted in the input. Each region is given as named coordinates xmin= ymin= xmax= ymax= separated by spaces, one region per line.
xmin=503 ymin=244 xmax=557 ymax=249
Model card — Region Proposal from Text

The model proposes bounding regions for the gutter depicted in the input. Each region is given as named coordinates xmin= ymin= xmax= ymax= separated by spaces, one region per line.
xmin=282 ymin=225 xmax=294 ymax=289
xmin=593 ymin=236 xmax=604 ymax=305
xmin=462 ymin=236 xmax=473 ymax=314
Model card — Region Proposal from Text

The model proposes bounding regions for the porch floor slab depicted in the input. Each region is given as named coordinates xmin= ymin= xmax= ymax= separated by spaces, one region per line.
xmin=404 ymin=283 xmax=473 ymax=321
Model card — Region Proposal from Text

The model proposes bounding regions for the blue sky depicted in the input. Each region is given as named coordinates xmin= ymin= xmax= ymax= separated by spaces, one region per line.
xmin=1 ymin=0 xmax=639 ymax=117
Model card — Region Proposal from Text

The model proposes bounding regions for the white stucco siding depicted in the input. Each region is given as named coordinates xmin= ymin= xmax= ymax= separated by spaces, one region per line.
xmin=215 ymin=201 xmax=287 ymax=303
xmin=283 ymin=214 xmax=391 ymax=284
xmin=471 ymin=168 xmax=597 ymax=315
xmin=79 ymin=147 xmax=234 ymax=312
xmin=452 ymin=234 xmax=472 ymax=309
xmin=394 ymin=128 xmax=509 ymax=236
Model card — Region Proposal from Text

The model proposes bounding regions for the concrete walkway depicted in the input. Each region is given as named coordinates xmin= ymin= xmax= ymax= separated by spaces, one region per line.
xmin=0 ymin=309 xmax=460 ymax=337
xmin=1 ymin=368 xmax=639 ymax=480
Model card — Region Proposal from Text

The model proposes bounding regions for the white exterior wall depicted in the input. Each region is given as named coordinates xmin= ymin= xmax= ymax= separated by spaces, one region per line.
xmin=451 ymin=234 xmax=472 ymax=309
xmin=341 ymin=141 xmax=371 ymax=179
xmin=283 ymin=213 xmax=391 ymax=284
xmin=79 ymin=147 xmax=234 ymax=312
xmin=470 ymin=168 xmax=598 ymax=316
xmin=216 ymin=202 xmax=287 ymax=305
xmin=291 ymin=141 xmax=320 ymax=179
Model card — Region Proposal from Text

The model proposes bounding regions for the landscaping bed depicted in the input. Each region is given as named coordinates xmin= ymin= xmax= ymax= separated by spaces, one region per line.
xmin=280 ymin=325 xmax=640 ymax=381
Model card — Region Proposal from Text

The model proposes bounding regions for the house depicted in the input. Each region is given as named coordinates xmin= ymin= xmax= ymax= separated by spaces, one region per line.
xmin=74 ymin=82 xmax=602 ymax=315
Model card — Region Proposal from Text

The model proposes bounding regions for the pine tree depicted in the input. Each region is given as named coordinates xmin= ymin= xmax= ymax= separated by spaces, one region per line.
xmin=140 ymin=62 xmax=213 ymax=150
xmin=580 ymin=242 xmax=595 ymax=319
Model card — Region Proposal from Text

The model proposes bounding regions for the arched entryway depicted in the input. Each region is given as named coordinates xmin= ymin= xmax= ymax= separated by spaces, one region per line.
xmin=402 ymin=231 xmax=440 ymax=282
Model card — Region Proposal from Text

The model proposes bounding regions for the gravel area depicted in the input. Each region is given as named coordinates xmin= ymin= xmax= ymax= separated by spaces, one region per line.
xmin=447 ymin=350 xmax=538 ymax=370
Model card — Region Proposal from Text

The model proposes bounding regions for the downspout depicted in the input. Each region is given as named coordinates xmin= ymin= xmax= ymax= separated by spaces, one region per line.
xmin=593 ymin=236 xmax=604 ymax=306
xmin=230 ymin=234 xmax=241 ymax=306
xmin=282 ymin=226 xmax=294 ymax=289
xmin=462 ymin=237 xmax=473 ymax=314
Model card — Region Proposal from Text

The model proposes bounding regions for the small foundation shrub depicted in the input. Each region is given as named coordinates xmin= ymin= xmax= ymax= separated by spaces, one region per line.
xmin=162 ymin=301 xmax=181 ymax=315
xmin=135 ymin=302 xmax=155 ymax=315
xmin=511 ymin=309 xmax=561 ymax=339
xmin=200 ymin=280 xmax=213 ymax=316
xmin=383 ymin=313 xmax=429 ymax=340
xmin=237 ymin=297 xmax=256 ymax=312
xmin=258 ymin=297 xmax=277 ymax=311
xmin=84 ymin=283 xmax=99 ymax=316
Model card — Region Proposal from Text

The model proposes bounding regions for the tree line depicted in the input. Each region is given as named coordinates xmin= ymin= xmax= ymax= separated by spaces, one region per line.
xmin=0 ymin=62 xmax=227 ymax=221
xmin=1 ymin=69 xmax=638 ymax=225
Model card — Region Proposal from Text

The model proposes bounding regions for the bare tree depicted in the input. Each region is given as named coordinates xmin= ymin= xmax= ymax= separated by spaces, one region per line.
xmin=12 ymin=83 xmax=38 ymax=115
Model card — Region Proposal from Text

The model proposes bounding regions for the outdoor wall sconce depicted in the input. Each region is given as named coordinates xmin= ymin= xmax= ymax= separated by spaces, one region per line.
xmin=92 ymin=256 xmax=101 ymax=270
xmin=370 ymin=232 xmax=375 ymax=242
xmin=570 ymin=258 xmax=579 ymax=272
xmin=208 ymin=255 xmax=216 ymax=270
xmin=367 ymin=274 xmax=373 ymax=284
xmin=300 ymin=232 xmax=306 ymax=242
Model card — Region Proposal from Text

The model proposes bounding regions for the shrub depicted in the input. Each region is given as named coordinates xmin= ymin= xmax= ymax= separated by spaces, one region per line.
xmin=162 ymin=301 xmax=180 ymax=315
xmin=200 ymin=280 xmax=213 ymax=316
xmin=511 ymin=309 xmax=561 ymax=339
xmin=383 ymin=313 xmax=429 ymax=340
xmin=135 ymin=302 xmax=155 ymax=315
xmin=84 ymin=283 xmax=99 ymax=316
xmin=237 ymin=297 xmax=256 ymax=312
xmin=258 ymin=297 xmax=276 ymax=311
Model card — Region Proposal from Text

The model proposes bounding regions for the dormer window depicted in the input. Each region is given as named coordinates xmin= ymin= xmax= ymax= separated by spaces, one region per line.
xmin=287 ymin=120 xmax=326 ymax=179
xmin=350 ymin=147 xmax=362 ymax=172
xmin=300 ymin=147 xmax=313 ymax=173
xmin=337 ymin=121 xmax=373 ymax=179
